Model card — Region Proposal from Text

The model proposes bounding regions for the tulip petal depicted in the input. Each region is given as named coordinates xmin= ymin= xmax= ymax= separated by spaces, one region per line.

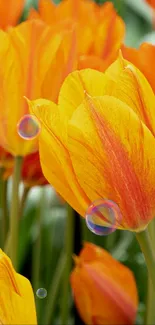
xmin=0 ymin=250 xmax=37 ymax=324
xmin=0 ymin=30 xmax=33 ymax=156
xmin=68 ymin=95 xmax=155 ymax=230
xmin=122 ymin=43 xmax=155 ymax=94
xmin=35 ymin=0 xmax=56 ymax=24
xmin=58 ymin=69 xmax=107 ymax=144
xmin=105 ymin=55 xmax=155 ymax=136
xmin=0 ymin=0 xmax=25 ymax=30
xmin=78 ymin=54 xmax=108 ymax=72
xmin=81 ymin=242 xmax=138 ymax=307
xmin=29 ymin=99 xmax=90 ymax=216
xmin=93 ymin=2 xmax=125 ymax=61
xmin=9 ymin=20 xmax=62 ymax=102
xmin=85 ymin=263 xmax=137 ymax=325
xmin=0 ymin=20 xmax=61 ymax=156
xmin=42 ymin=28 xmax=78 ymax=102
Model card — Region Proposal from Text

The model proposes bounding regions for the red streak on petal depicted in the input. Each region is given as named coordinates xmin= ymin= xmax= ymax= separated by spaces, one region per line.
xmin=86 ymin=96 xmax=151 ymax=229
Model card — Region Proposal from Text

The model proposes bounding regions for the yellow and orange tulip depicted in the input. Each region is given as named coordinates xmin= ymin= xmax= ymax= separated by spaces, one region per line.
xmin=29 ymin=56 xmax=155 ymax=231
xmin=0 ymin=19 xmax=62 ymax=156
xmin=71 ymin=242 xmax=138 ymax=325
xmin=0 ymin=249 xmax=37 ymax=324
xmin=0 ymin=0 xmax=25 ymax=30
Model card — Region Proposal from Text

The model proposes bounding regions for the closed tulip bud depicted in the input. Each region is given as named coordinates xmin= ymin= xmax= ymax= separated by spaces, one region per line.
xmin=71 ymin=243 xmax=138 ymax=325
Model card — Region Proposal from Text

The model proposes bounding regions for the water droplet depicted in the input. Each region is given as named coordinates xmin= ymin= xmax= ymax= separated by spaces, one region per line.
xmin=17 ymin=114 xmax=41 ymax=140
xmin=85 ymin=199 xmax=122 ymax=236
xmin=36 ymin=288 xmax=47 ymax=299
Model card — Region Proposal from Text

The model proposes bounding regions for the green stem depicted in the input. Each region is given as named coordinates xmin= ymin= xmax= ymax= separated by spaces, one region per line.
xmin=136 ymin=228 xmax=155 ymax=292
xmin=19 ymin=185 xmax=30 ymax=218
xmin=145 ymin=220 xmax=155 ymax=325
xmin=32 ymin=189 xmax=45 ymax=323
xmin=44 ymin=252 xmax=66 ymax=325
xmin=2 ymin=179 xmax=8 ymax=243
xmin=60 ymin=204 xmax=74 ymax=324
xmin=4 ymin=184 xmax=30 ymax=254
xmin=0 ymin=169 xmax=8 ymax=248
xmin=32 ymin=209 xmax=42 ymax=292
xmin=9 ymin=156 xmax=23 ymax=269
xmin=32 ymin=229 xmax=42 ymax=323
xmin=80 ymin=217 xmax=88 ymax=241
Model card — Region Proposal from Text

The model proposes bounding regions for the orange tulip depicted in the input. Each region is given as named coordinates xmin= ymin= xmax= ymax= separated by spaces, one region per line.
xmin=22 ymin=152 xmax=48 ymax=187
xmin=29 ymin=0 xmax=125 ymax=72
xmin=0 ymin=19 xmax=62 ymax=156
xmin=0 ymin=249 xmax=37 ymax=324
xmin=28 ymin=56 xmax=155 ymax=231
xmin=71 ymin=242 xmax=138 ymax=325
xmin=122 ymin=43 xmax=155 ymax=93
xmin=0 ymin=0 xmax=25 ymax=30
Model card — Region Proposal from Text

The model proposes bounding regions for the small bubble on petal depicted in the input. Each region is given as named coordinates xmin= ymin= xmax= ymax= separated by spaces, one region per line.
xmin=85 ymin=199 xmax=122 ymax=236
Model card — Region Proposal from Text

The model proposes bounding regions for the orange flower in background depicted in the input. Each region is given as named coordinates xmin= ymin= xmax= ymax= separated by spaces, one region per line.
xmin=71 ymin=242 xmax=138 ymax=325
xmin=0 ymin=249 xmax=37 ymax=324
xmin=0 ymin=19 xmax=62 ymax=156
xmin=29 ymin=59 xmax=155 ymax=231
xmin=145 ymin=0 xmax=155 ymax=9
xmin=0 ymin=0 xmax=25 ymax=30
xmin=22 ymin=152 xmax=48 ymax=187
xmin=122 ymin=43 xmax=155 ymax=93
xmin=29 ymin=0 xmax=125 ymax=72
xmin=0 ymin=147 xmax=13 ymax=179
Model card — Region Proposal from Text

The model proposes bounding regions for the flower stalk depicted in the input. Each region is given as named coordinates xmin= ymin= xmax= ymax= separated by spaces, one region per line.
xmin=136 ymin=228 xmax=155 ymax=293
xmin=60 ymin=204 xmax=74 ymax=324
xmin=145 ymin=220 xmax=155 ymax=324
xmin=0 ymin=168 xmax=8 ymax=248
xmin=9 ymin=156 xmax=23 ymax=269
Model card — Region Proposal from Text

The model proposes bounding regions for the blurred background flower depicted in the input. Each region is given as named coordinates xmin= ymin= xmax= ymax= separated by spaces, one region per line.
xmin=0 ymin=0 xmax=25 ymax=30
xmin=71 ymin=243 xmax=138 ymax=325
xmin=22 ymin=152 xmax=48 ymax=188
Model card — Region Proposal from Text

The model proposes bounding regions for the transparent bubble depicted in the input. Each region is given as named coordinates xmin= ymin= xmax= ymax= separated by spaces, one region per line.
xmin=85 ymin=199 xmax=122 ymax=236
xmin=17 ymin=114 xmax=41 ymax=140
xmin=36 ymin=288 xmax=47 ymax=299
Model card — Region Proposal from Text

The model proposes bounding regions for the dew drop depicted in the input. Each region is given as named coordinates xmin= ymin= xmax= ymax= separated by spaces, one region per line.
xmin=85 ymin=199 xmax=122 ymax=236
xmin=17 ymin=114 xmax=41 ymax=140
xmin=36 ymin=288 xmax=47 ymax=299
